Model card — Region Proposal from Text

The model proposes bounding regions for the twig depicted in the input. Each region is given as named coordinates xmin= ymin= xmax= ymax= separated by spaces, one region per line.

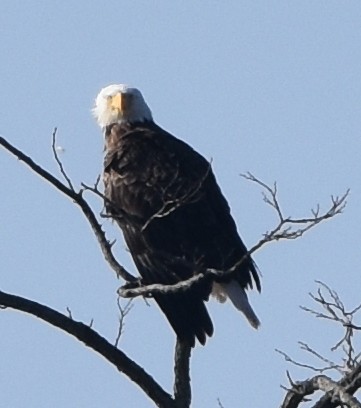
xmin=299 ymin=342 xmax=342 ymax=373
xmin=242 ymin=172 xmax=349 ymax=241
xmin=276 ymin=348 xmax=342 ymax=374
xmin=51 ymin=127 xmax=75 ymax=191
xmin=66 ymin=307 xmax=73 ymax=319
xmin=115 ymin=298 xmax=133 ymax=347
xmin=142 ymin=162 xmax=212 ymax=232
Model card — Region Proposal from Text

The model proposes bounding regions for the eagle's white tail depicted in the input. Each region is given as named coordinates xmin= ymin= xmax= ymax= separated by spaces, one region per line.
xmin=213 ymin=281 xmax=260 ymax=329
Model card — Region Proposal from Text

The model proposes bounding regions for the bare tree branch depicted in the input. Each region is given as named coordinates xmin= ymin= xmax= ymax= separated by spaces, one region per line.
xmin=115 ymin=298 xmax=133 ymax=347
xmin=141 ymin=161 xmax=212 ymax=232
xmin=302 ymin=281 xmax=361 ymax=369
xmin=242 ymin=172 xmax=349 ymax=241
xmin=0 ymin=135 xmax=136 ymax=283
xmin=118 ymin=177 xmax=348 ymax=299
xmin=280 ymin=282 xmax=361 ymax=408
xmin=276 ymin=347 xmax=342 ymax=374
xmin=0 ymin=289 xmax=175 ymax=408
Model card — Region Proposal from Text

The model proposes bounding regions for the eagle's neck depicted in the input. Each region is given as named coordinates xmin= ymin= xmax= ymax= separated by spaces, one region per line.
xmin=104 ymin=120 xmax=158 ymax=151
xmin=105 ymin=120 xmax=159 ymax=137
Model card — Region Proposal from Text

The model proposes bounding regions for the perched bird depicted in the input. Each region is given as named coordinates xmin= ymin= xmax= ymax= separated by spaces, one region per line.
xmin=93 ymin=84 xmax=260 ymax=347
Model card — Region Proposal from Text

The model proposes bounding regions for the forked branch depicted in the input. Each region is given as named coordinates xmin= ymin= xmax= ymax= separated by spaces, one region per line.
xmin=119 ymin=174 xmax=348 ymax=299
xmin=279 ymin=282 xmax=361 ymax=408
xmin=242 ymin=172 xmax=348 ymax=242
xmin=0 ymin=135 xmax=135 ymax=283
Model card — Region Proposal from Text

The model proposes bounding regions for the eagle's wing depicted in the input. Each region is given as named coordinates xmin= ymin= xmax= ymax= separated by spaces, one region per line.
xmin=104 ymin=126 xmax=215 ymax=345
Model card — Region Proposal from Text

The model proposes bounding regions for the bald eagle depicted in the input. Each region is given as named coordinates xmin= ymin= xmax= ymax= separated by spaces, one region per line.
xmin=93 ymin=84 xmax=260 ymax=347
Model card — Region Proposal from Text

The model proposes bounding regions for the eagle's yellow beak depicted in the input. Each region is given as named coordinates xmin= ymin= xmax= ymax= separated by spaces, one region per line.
xmin=109 ymin=93 xmax=123 ymax=112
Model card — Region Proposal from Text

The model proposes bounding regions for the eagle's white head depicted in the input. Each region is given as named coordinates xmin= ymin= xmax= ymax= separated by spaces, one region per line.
xmin=93 ymin=84 xmax=153 ymax=128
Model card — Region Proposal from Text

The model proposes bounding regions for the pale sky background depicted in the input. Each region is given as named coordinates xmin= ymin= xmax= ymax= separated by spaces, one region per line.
xmin=1 ymin=1 xmax=361 ymax=407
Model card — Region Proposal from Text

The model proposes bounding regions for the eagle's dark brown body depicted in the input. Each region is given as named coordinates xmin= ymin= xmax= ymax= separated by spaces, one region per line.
xmin=103 ymin=121 xmax=260 ymax=346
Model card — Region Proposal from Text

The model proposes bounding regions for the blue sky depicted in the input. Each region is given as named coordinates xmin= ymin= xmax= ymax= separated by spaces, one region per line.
xmin=1 ymin=1 xmax=361 ymax=407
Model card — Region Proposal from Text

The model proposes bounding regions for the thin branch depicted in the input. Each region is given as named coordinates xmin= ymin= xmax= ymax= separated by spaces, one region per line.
xmin=81 ymin=176 xmax=104 ymax=200
xmin=276 ymin=348 xmax=342 ymax=374
xmin=0 ymin=289 xmax=175 ymax=408
xmin=51 ymin=127 xmax=75 ymax=191
xmin=217 ymin=399 xmax=225 ymax=408
xmin=141 ymin=162 xmax=212 ymax=232
xmin=242 ymin=172 xmax=349 ymax=241
xmin=299 ymin=342 xmax=342 ymax=373
xmin=302 ymin=281 xmax=361 ymax=369
xmin=66 ymin=307 xmax=73 ymax=320
xmin=115 ymin=298 xmax=133 ymax=347
xmin=0 ymin=136 xmax=136 ymax=283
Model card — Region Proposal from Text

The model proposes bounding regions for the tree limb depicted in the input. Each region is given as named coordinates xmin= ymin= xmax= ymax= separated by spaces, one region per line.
xmin=173 ymin=339 xmax=192 ymax=408
xmin=0 ymin=290 xmax=175 ymax=408
xmin=0 ymin=135 xmax=136 ymax=283
xmin=312 ymin=368 xmax=361 ymax=408
xmin=280 ymin=282 xmax=361 ymax=408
